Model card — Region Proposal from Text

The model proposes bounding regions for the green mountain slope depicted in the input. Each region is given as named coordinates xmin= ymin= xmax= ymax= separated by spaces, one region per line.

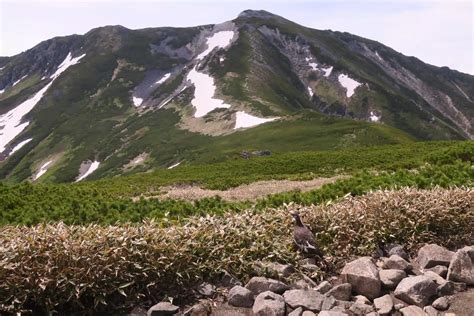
xmin=0 ymin=10 xmax=472 ymax=183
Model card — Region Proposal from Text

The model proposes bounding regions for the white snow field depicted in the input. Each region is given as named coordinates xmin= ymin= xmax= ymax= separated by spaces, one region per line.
xmin=156 ymin=73 xmax=171 ymax=85
xmin=9 ymin=138 xmax=33 ymax=156
xmin=167 ymin=161 xmax=182 ymax=169
xmin=234 ymin=111 xmax=277 ymax=129
xmin=76 ymin=160 xmax=100 ymax=182
xmin=321 ymin=66 xmax=333 ymax=77
xmin=0 ymin=52 xmax=85 ymax=153
xmin=34 ymin=160 xmax=53 ymax=180
xmin=12 ymin=75 xmax=27 ymax=87
xmin=132 ymin=97 xmax=143 ymax=107
xmin=338 ymin=74 xmax=361 ymax=98
xmin=370 ymin=111 xmax=381 ymax=122
xmin=187 ymin=30 xmax=235 ymax=117
xmin=307 ymin=86 xmax=313 ymax=97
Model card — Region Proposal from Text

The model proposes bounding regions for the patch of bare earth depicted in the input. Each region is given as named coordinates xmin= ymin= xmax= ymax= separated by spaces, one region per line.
xmin=152 ymin=176 xmax=346 ymax=201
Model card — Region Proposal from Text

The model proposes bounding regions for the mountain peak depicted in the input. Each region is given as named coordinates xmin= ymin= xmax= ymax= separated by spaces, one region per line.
xmin=237 ymin=9 xmax=278 ymax=19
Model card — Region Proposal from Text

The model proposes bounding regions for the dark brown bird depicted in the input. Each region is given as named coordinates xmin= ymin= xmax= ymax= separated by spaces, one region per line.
xmin=291 ymin=212 xmax=323 ymax=257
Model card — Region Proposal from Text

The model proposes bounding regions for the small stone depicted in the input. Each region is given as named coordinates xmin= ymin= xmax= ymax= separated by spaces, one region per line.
xmin=255 ymin=261 xmax=295 ymax=277
xmin=423 ymin=306 xmax=439 ymax=316
xmin=437 ymin=281 xmax=455 ymax=296
xmin=196 ymin=283 xmax=215 ymax=297
xmin=400 ymin=305 xmax=426 ymax=316
xmin=228 ymin=285 xmax=254 ymax=308
xmin=147 ymin=302 xmax=179 ymax=316
xmin=288 ymin=307 xmax=303 ymax=316
xmin=315 ymin=280 xmax=332 ymax=294
xmin=325 ymin=283 xmax=352 ymax=301
xmin=245 ymin=277 xmax=289 ymax=295
xmin=380 ymin=269 xmax=406 ymax=289
xmin=374 ymin=294 xmax=393 ymax=316
xmin=384 ymin=255 xmax=412 ymax=271
xmin=293 ymin=278 xmax=315 ymax=290
xmin=432 ymin=297 xmax=449 ymax=311
xmin=341 ymin=257 xmax=381 ymax=299
xmin=321 ymin=295 xmax=336 ymax=311
xmin=394 ymin=275 xmax=437 ymax=307
xmin=387 ymin=244 xmax=410 ymax=261
xmin=252 ymin=291 xmax=285 ymax=316
xmin=318 ymin=311 xmax=349 ymax=316
xmin=349 ymin=302 xmax=374 ymax=315
xmin=302 ymin=312 xmax=316 ymax=316
xmin=447 ymin=246 xmax=474 ymax=285
xmin=353 ymin=295 xmax=371 ymax=305
xmin=417 ymin=244 xmax=454 ymax=269
xmin=424 ymin=265 xmax=448 ymax=278
xmin=283 ymin=289 xmax=325 ymax=312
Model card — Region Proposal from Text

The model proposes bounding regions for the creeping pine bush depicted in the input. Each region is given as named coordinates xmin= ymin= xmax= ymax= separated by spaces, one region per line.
xmin=0 ymin=188 xmax=472 ymax=314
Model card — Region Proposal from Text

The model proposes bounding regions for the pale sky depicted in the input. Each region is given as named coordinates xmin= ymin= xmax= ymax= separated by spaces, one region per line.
xmin=1 ymin=0 xmax=473 ymax=74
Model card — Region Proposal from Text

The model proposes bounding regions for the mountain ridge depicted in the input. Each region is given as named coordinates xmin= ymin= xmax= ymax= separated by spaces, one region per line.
xmin=0 ymin=10 xmax=472 ymax=183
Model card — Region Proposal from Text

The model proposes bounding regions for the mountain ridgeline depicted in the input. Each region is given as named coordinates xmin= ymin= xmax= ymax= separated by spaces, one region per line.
xmin=0 ymin=10 xmax=473 ymax=183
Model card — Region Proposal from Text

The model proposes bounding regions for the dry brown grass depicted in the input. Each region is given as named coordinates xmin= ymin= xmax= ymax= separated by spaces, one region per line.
xmin=0 ymin=187 xmax=472 ymax=313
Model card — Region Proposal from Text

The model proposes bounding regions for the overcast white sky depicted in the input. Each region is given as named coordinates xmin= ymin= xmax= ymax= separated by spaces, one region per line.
xmin=1 ymin=0 xmax=473 ymax=74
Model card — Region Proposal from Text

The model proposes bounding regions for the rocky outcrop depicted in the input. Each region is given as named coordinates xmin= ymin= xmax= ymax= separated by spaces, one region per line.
xmin=417 ymin=244 xmax=454 ymax=269
xmin=394 ymin=275 xmax=438 ymax=307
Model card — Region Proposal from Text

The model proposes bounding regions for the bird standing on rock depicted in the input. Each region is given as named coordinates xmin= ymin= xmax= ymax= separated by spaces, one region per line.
xmin=291 ymin=212 xmax=323 ymax=257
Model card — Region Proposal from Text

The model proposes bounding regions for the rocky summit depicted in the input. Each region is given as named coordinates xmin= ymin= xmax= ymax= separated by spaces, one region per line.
xmin=0 ymin=10 xmax=473 ymax=183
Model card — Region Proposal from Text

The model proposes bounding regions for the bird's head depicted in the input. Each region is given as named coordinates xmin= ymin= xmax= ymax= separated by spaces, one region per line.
xmin=290 ymin=212 xmax=303 ymax=226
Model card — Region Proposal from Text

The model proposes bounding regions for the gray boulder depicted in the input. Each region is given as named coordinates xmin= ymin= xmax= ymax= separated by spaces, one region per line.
xmin=147 ymin=302 xmax=179 ymax=316
xmin=252 ymin=291 xmax=285 ymax=316
xmin=423 ymin=270 xmax=447 ymax=286
xmin=424 ymin=265 xmax=448 ymax=278
xmin=315 ymin=280 xmax=332 ymax=294
xmin=196 ymin=282 xmax=215 ymax=297
xmin=394 ymin=275 xmax=437 ymax=307
xmin=374 ymin=294 xmax=393 ymax=316
xmin=384 ymin=255 xmax=412 ymax=271
xmin=245 ymin=277 xmax=289 ymax=295
xmin=447 ymin=246 xmax=474 ymax=285
xmin=349 ymin=302 xmax=374 ymax=315
xmin=387 ymin=244 xmax=410 ymax=261
xmin=283 ymin=289 xmax=325 ymax=312
xmin=380 ymin=269 xmax=407 ymax=289
xmin=400 ymin=305 xmax=427 ymax=316
xmin=321 ymin=295 xmax=336 ymax=311
xmin=417 ymin=244 xmax=454 ymax=269
xmin=353 ymin=295 xmax=371 ymax=305
xmin=436 ymin=281 xmax=455 ymax=296
xmin=432 ymin=297 xmax=449 ymax=311
xmin=184 ymin=301 xmax=211 ymax=316
xmin=341 ymin=257 xmax=381 ymax=299
xmin=325 ymin=283 xmax=352 ymax=301
xmin=228 ymin=285 xmax=254 ymax=308
xmin=302 ymin=312 xmax=316 ymax=316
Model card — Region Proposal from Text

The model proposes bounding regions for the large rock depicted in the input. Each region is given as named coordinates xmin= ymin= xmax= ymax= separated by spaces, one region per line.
xmin=394 ymin=275 xmax=437 ymax=307
xmin=147 ymin=302 xmax=179 ymax=316
xmin=288 ymin=307 xmax=303 ymax=316
xmin=349 ymin=302 xmax=374 ymax=315
xmin=252 ymin=291 xmax=285 ymax=316
xmin=245 ymin=277 xmax=289 ymax=295
xmin=417 ymin=244 xmax=454 ymax=269
xmin=447 ymin=246 xmax=474 ymax=285
xmin=400 ymin=305 xmax=427 ymax=316
xmin=424 ymin=265 xmax=448 ymax=278
xmin=321 ymin=295 xmax=336 ymax=311
xmin=283 ymin=289 xmax=325 ymax=312
xmin=341 ymin=257 xmax=381 ymax=299
xmin=384 ymin=255 xmax=412 ymax=271
xmin=423 ymin=306 xmax=440 ymax=316
xmin=436 ymin=281 xmax=455 ymax=296
xmin=228 ymin=285 xmax=254 ymax=308
xmin=380 ymin=269 xmax=407 ymax=289
xmin=325 ymin=283 xmax=352 ymax=301
xmin=432 ymin=297 xmax=449 ymax=311
xmin=374 ymin=294 xmax=393 ymax=316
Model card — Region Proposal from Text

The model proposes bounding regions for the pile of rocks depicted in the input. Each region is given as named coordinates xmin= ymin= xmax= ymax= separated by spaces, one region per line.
xmin=142 ymin=244 xmax=473 ymax=316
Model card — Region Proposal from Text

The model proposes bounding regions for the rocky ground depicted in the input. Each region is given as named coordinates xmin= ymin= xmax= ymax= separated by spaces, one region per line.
xmin=133 ymin=243 xmax=473 ymax=316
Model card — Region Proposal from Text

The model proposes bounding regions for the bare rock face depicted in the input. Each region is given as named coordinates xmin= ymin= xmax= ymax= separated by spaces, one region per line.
xmin=380 ymin=269 xmax=407 ymax=289
xmin=228 ymin=285 xmax=254 ymax=308
xmin=341 ymin=257 xmax=381 ymax=299
xmin=447 ymin=246 xmax=474 ymax=285
xmin=394 ymin=275 xmax=438 ymax=307
xmin=253 ymin=291 xmax=285 ymax=316
xmin=417 ymin=244 xmax=454 ymax=269
xmin=245 ymin=277 xmax=289 ymax=295
xmin=147 ymin=302 xmax=179 ymax=316
xmin=283 ymin=289 xmax=325 ymax=312
xmin=374 ymin=294 xmax=394 ymax=316
xmin=325 ymin=283 xmax=352 ymax=301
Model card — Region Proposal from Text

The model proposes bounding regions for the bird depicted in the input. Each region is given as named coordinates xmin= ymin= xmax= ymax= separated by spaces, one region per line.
xmin=291 ymin=212 xmax=323 ymax=257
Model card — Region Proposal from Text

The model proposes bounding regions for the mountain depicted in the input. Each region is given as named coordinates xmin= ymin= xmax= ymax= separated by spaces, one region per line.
xmin=0 ymin=10 xmax=473 ymax=183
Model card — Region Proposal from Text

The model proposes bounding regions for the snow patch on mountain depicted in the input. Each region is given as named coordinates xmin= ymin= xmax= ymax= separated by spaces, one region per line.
xmin=307 ymin=86 xmax=313 ymax=97
xmin=338 ymin=74 xmax=361 ymax=97
xmin=12 ymin=75 xmax=28 ymax=87
xmin=168 ymin=161 xmax=182 ymax=169
xmin=132 ymin=97 xmax=143 ymax=107
xmin=9 ymin=138 xmax=32 ymax=156
xmin=76 ymin=160 xmax=100 ymax=182
xmin=0 ymin=52 xmax=85 ymax=153
xmin=156 ymin=73 xmax=171 ymax=85
xmin=234 ymin=111 xmax=277 ymax=129
xmin=196 ymin=31 xmax=235 ymax=60
xmin=34 ymin=160 xmax=53 ymax=180
xmin=370 ymin=111 xmax=381 ymax=122
xmin=322 ymin=66 xmax=333 ymax=77
xmin=375 ymin=51 xmax=383 ymax=61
